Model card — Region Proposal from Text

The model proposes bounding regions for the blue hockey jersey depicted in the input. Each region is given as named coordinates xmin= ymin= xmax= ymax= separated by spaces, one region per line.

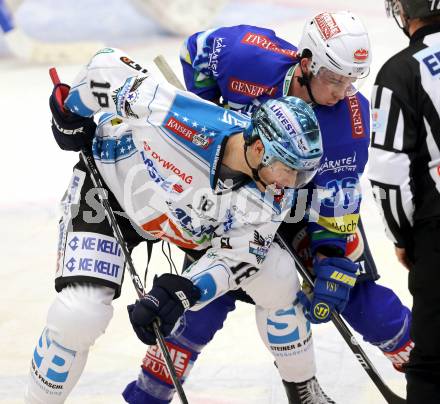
xmin=181 ymin=25 xmax=370 ymax=255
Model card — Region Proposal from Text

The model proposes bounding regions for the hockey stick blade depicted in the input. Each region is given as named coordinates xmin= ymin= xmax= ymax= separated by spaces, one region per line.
xmin=276 ymin=234 xmax=405 ymax=404
xmin=48 ymin=67 xmax=189 ymax=404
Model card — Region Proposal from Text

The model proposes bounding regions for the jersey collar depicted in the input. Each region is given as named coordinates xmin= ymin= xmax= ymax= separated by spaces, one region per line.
xmin=283 ymin=64 xmax=297 ymax=96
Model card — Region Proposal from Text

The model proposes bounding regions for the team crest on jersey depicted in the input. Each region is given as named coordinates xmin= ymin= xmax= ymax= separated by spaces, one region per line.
xmin=249 ymin=230 xmax=273 ymax=263
xmin=112 ymin=76 xmax=146 ymax=119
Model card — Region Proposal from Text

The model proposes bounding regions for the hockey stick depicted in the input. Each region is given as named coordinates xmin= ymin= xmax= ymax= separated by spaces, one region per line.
xmin=275 ymin=234 xmax=406 ymax=404
xmin=154 ymin=55 xmax=186 ymax=90
xmin=49 ymin=67 xmax=189 ymax=404
xmin=152 ymin=54 xmax=406 ymax=404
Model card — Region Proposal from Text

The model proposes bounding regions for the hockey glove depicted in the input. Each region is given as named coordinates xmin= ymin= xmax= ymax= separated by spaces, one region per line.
xmin=49 ymin=83 xmax=96 ymax=151
xmin=127 ymin=273 xmax=201 ymax=345
xmin=296 ymin=257 xmax=358 ymax=324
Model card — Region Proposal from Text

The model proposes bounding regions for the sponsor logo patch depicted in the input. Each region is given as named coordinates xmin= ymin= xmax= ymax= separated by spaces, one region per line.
xmin=318 ymin=153 xmax=357 ymax=174
xmin=228 ymin=77 xmax=277 ymax=98
xmin=120 ymin=56 xmax=149 ymax=74
xmin=32 ymin=328 xmax=75 ymax=391
xmin=165 ymin=116 xmax=212 ymax=148
xmin=267 ymin=306 xmax=312 ymax=352
xmin=241 ymin=32 xmax=297 ymax=58
xmin=314 ymin=13 xmax=341 ymax=40
xmin=62 ymin=232 xmax=124 ymax=284
xmin=371 ymin=108 xmax=387 ymax=134
xmin=143 ymin=141 xmax=193 ymax=184
xmin=354 ymin=48 xmax=369 ymax=62
xmin=142 ymin=342 xmax=191 ymax=385
xmin=346 ymin=95 xmax=365 ymax=138
xmin=313 ymin=302 xmax=330 ymax=320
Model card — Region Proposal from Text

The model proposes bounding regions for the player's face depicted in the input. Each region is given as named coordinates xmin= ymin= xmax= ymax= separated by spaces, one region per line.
xmin=258 ymin=160 xmax=298 ymax=190
xmin=311 ymin=69 xmax=357 ymax=106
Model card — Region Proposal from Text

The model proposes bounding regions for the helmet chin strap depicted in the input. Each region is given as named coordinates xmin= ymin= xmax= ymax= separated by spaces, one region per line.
xmin=243 ymin=144 xmax=270 ymax=189
xmin=297 ymin=62 xmax=319 ymax=105
xmin=393 ymin=12 xmax=410 ymax=38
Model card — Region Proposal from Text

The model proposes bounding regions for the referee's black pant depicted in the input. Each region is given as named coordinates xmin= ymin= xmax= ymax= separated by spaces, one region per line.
xmin=406 ymin=218 xmax=440 ymax=403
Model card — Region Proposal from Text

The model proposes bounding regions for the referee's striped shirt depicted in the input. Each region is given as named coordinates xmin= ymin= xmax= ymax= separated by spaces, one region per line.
xmin=368 ymin=23 xmax=440 ymax=247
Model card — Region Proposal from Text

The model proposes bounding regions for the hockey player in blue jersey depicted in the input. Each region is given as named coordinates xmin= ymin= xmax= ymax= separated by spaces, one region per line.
xmin=124 ymin=11 xmax=413 ymax=404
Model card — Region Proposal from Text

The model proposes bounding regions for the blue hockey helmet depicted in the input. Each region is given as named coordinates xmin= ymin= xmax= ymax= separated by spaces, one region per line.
xmin=244 ymin=96 xmax=323 ymax=188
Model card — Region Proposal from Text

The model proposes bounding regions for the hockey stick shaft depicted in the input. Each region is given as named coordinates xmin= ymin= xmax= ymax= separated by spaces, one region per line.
xmin=152 ymin=55 xmax=404 ymax=404
xmin=275 ymin=234 xmax=405 ymax=404
xmin=49 ymin=67 xmax=189 ymax=404
xmin=153 ymin=55 xmax=186 ymax=90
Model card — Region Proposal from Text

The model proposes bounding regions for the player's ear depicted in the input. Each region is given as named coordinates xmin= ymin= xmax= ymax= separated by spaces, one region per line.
xmin=300 ymin=57 xmax=311 ymax=74
xmin=253 ymin=139 xmax=265 ymax=158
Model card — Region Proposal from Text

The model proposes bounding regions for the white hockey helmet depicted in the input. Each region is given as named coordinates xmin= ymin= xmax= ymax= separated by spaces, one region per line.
xmin=297 ymin=11 xmax=371 ymax=96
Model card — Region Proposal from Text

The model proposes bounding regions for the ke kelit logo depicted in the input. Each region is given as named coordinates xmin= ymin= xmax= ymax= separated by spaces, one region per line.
xmin=228 ymin=77 xmax=277 ymax=98
xmin=354 ymin=48 xmax=369 ymax=62
xmin=142 ymin=342 xmax=191 ymax=385
xmin=313 ymin=302 xmax=330 ymax=320
xmin=241 ymin=32 xmax=297 ymax=58
xmin=68 ymin=236 xmax=79 ymax=251
xmin=346 ymin=95 xmax=365 ymax=138
xmin=314 ymin=13 xmax=341 ymax=40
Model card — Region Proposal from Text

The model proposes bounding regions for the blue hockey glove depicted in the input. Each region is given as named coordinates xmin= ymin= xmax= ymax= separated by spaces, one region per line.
xmin=127 ymin=273 xmax=201 ymax=345
xmin=49 ymin=83 xmax=96 ymax=151
xmin=296 ymin=257 xmax=358 ymax=324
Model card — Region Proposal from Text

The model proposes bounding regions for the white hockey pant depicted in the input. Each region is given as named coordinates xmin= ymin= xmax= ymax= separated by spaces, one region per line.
xmin=243 ymin=243 xmax=316 ymax=382
xmin=24 ymin=283 xmax=114 ymax=403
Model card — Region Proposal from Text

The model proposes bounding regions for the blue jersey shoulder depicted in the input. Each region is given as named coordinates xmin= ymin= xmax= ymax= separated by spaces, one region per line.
xmin=183 ymin=25 xmax=299 ymax=109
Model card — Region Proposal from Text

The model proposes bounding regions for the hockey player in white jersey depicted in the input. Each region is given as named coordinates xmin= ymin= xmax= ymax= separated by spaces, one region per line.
xmin=24 ymin=47 xmax=359 ymax=403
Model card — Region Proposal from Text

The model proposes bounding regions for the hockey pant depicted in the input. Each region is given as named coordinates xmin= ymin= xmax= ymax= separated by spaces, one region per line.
xmin=123 ymin=243 xmax=315 ymax=404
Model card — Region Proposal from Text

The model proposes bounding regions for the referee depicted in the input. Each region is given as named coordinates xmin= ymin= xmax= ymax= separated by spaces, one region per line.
xmin=368 ymin=1 xmax=440 ymax=402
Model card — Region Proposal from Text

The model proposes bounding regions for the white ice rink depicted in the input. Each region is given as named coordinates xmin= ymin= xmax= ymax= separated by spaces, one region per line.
xmin=0 ymin=1 xmax=413 ymax=403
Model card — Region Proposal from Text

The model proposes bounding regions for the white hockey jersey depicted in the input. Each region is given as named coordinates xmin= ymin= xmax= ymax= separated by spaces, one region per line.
xmin=65 ymin=48 xmax=295 ymax=308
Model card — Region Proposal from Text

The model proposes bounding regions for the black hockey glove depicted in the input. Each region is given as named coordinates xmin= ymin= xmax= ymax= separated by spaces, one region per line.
xmin=127 ymin=273 xmax=201 ymax=345
xmin=49 ymin=83 xmax=96 ymax=151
